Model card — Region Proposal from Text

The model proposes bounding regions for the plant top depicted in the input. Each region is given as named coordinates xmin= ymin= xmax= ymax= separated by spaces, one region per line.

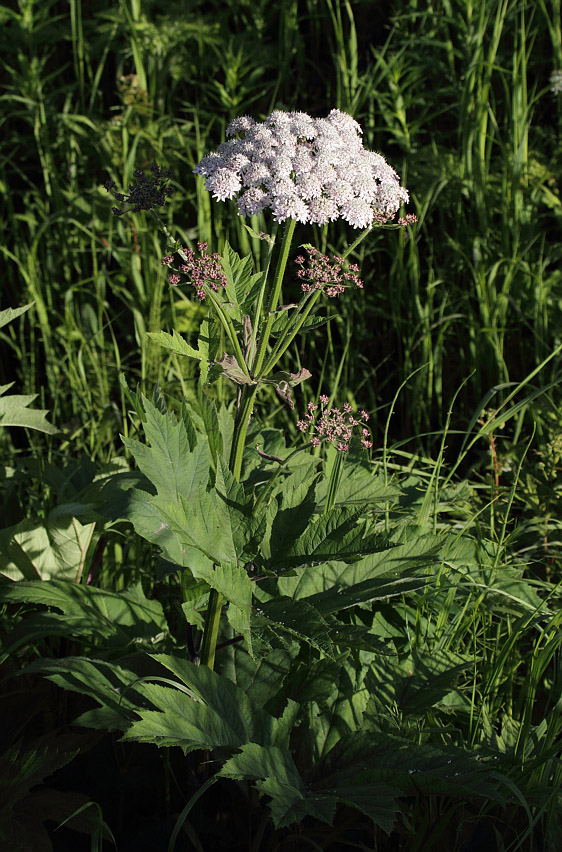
xmin=194 ymin=109 xmax=410 ymax=228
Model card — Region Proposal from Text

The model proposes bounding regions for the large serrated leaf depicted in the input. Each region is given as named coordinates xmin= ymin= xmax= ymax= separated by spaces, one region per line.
xmin=122 ymin=397 xmax=210 ymax=503
xmin=118 ymin=486 xmax=214 ymax=570
xmin=0 ymin=394 xmax=58 ymax=434
xmin=267 ymin=505 xmax=377 ymax=570
xmin=219 ymin=644 xmax=297 ymax=707
xmin=313 ymin=732 xmax=504 ymax=802
xmin=364 ymin=650 xmax=475 ymax=721
xmin=270 ymin=534 xmax=442 ymax=602
xmin=306 ymin=664 xmax=371 ymax=758
xmin=219 ymin=743 xmax=337 ymax=829
xmin=0 ymin=580 xmax=167 ymax=658
xmin=122 ymin=653 xmax=290 ymax=751
xmin=197 ymin=383 xmax=222 ymax=464
xmin=262 ymin=479 xmax=318 ymax=561
xmin=307 ymin=575 xmax=428 ymax=615
xmin=253 ymin=596 xmax=335 ymax=657
xmin=315 ymin=467 xmax=401 ymax=509
xmin=197 ymin=318 xmax=220 ymax=383
xmin=0 ymin=511 xmax=95 ymax=581
xmin=146 ymin=329 xmax=203 ymax=360
xmin=154 ymin=488 xmax=238 ymax=564
xmin=220 ymin=242 xmax=262 ymax=315
xmin=24 ymin=657 xmax=145 ymax=732
xmin=0 ymin=302 xmax=34 ymax=330
xmin=192 ymin=561 xmax=252 ymax=617
xmin=334 ymin=783 xmax=400 ymax=835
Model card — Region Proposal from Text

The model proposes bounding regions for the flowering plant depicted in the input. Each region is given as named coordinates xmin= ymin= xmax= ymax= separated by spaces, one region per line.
xmin=104 ymin=109 xmax=417 ymax=673
xmin=16 ymin=108 xmax=507 ymax=844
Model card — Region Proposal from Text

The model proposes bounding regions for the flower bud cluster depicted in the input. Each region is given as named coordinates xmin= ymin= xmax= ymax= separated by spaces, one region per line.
xmin=161 ymin=242 xmax=227 ymax=300
xmin=398 ymin=213 xmax=418 ymax=227
xmin=194 ymin=110 xmax=410 ymax=228
xmin=105 ymin=163 xmax=175 ymax=215
xmin=297 ymin=396 xmax=372 ymax=452
xmin=295 ymin=247 xmax=363 ymax=298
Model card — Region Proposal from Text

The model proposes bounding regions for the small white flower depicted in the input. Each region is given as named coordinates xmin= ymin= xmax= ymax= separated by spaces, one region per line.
xmin=271 ymin=194 xmax=310 ymax=223
xmin=341 ymin=198 xmax=374 ymax=229
xmin=205 ymin=167 xmax=241 ymax=201
xmin=242 ymin=161 xmax=271 ymax=186
xmin=307 ymin=196 xmax=339 ymax=225
xmin=289 ymin=112 xmax=317 ymax=139
xmin=269 ymin=155 xmax=293 ymax=181
xmin=313 ymin=159 xmax=338 ymax=185
xmin=292 ymin=147 xmax=315 ymax=174
xmin=266 ymin=110 xmax=293 ymax=130
xmin=327 ymin=108 xmax=363 ymax=137
xmin=295 ymin=172 xmax=323 ymax=200
xmin=226 ymin=115 xmax=256 ymax=136
xmin=193 ymin=151 xmax=223 ymax=177
xmin=350 ymin=170 xmax=379 ymax=201
xmin=237 ymin=187 xmax=270 ymax=217
xmin=226 ymin=152 xmax=253 ymax=172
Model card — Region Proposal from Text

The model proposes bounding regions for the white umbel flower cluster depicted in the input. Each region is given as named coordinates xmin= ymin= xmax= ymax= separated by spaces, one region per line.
xmin=194 ymin=110 xmax=410 ymax=228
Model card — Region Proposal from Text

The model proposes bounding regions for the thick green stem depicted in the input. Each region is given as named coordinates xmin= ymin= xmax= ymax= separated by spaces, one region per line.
xmin=199 ymin=589 xmax=223 ymax=669
xmin=261 ymin=288 xmax=322 ymax=376
xmin=200 ymin=220 xmax=296 ymax=671
xmin=201 ymin=384 xmax=257 ymax=670
xmin=324 ymin=448 xmax=345 ymax=514
xmin=203 ymin=285 xmax=252 ymax=381
xmin=229 ymin=384 xmax=259 ymax=481
xmin=253 ymin=219 xmax=296 ymax=377
xmin=250 ymin=225 xmax=278 ymax=369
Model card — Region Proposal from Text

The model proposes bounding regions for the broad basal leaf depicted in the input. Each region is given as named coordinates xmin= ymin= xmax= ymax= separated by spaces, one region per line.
xmin=267 ymin=505 xmax=379 ymax=571
xmin=219 ymin=743 xmax=337 ymax=829
xmin=0 ymin=510 xmax=95 ymax=581
xmin=0 ymin=580 xmax=167 ymax=659
xmin=123 ymin=654 xmax=295 ymax=752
